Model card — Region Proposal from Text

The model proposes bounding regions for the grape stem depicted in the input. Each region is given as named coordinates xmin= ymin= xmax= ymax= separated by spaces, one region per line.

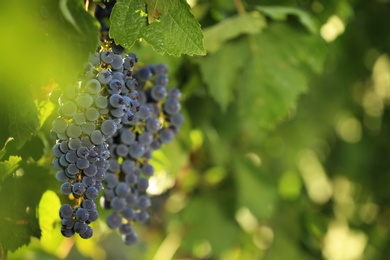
xmin=234 ymin=0 xmax=246 ymax=14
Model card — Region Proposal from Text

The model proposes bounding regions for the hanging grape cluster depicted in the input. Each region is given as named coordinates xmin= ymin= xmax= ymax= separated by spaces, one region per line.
xmin=50 ymin=42 xmax=183 ymax=244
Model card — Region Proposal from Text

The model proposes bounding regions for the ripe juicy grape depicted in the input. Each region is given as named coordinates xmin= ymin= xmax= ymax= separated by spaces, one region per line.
xmin=100 ymin=63 xmax=184 ymax=245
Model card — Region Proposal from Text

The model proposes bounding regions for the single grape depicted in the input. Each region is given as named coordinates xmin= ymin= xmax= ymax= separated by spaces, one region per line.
xmin=88 ymin=209 xmax=99 ymax=222
xmin=163 ymin=98 xmax=181 ymax=115
xmin=84 ymin=163 xmax=97 ymax=177
xmin=138 ymin=105 xmax=150 ymax=120
xmin=76 ymin=146 xmax=89 ymax=158
xmin=138 ymin=178 xmax=149 ymax=192
xmin=90 ymin=130 xmax=104 ymax=145
xmin=85 ymin=107 xmax=100 ymax=121
xmin=150 ymin=85 xmax=167 ymax=101
xmin=138 ymin=195 xmax=151 ymax=209
xmin=109 ymin=94 xmax=124 ymax=108
xmin=168 ymin=88 xmax=182 ymax=99
xmin=61 ymin=227 xmax=75 ymax=237
xmin=82 ymin=122 xmax=96 ymax=135
xmin=106 ymin=213 xmax=122 ymax=229
xmin=111 ymin=54 xmax=123 ymax=70
xmin=134 ymin=67 xmax=152 ymax=82
xmin=97 ymin=70 xmax=112 ymax=84
xmin=155 ymin=74 xmax=169 ymax=86
xmin=108 ymin=79 xmax=123 ymax=94
xmin=125 ymin=173 xmax=137 ymax=185
xmin=110 ymin=197 xmax=127 ymax=212
xmin=105 ymin=173 xmax=119 ymax=189
xmin=67 ymin=138 xmax=81 ymax=150
xmin=76 ymin=208 xmax=90 ymax=222
xmin=74 ymin=221 xmax=88 ymax=234
xmin=138 ymin=132 xmax=153 ymax=145
xmin=171 ymin=113 xmax=184 ymax=127
xmin=119 ymin=224 xmax=133 ymax=235
xmin=52 ymin=118 xmax=68 ymax=133
xmin=122 ymin=207 xmax=136 ymax=221
xmin=62 ymin=218 xmax=74 ymax=229
xmin=122 ymin=231 xmax=138 ymax=245
xmin=79 ymin=226 xmax=93 ymax=239
xmin=137 ymin=210 xmax=149 ymax=223
xmin=73 ymin=112 xmax=87 ymax=125
xmin=66 ymin=123 xmax=82 ymax=139
xmin=86 ymin=79 xmax=101 ymax=94
xmin=72 ymin=182 xmax=86 ymax=196
xmin=100 ymin=50 xmax=114 ymax=64
xmin=101 ymin=120 xmax=117 ymax=136
xmin=52 ymin=144 xmax=63 ymax=158
xmin=154 ymin=63 xmax=168 ymax=74
xmin=146 ymin=117 xmax=160 ymax=133
xmin=60 ymin=101 xmax=77 ymax=117
xmin=59 ymin=204 xmax=73 ymax=219
xmin=95 ymin=96 xmax=108 ymax=109
xmin=81 ymin=136 xmax=94 ymax=149
xmin=83 ymin=186 xmax=98 ymax=200
xmin=142 ymin=163 xmax=154 ymax=177
xmin=115 ymin=144 xmax=128 ymax=157
xmin=115 ymin=183 xmax=130 ymax=198
xmin=66 ymin=163 xmax=79 ymax=176
xmin=76 ymin=93 xmax=93 ymax=109
xmin=82 ymin=176 xmax=96 ymax=187
xmin=110 ymin=106 xmax=126 ymax=118
xmin=61 ymin=182 xmax=72 ymax=195
xmin=128 ymin=142 xmax=145 ymax=158
xmin=159 ymin=128 xmax=174 ymax=143
xmin=76 ymin=158 xmax=90 ymax=170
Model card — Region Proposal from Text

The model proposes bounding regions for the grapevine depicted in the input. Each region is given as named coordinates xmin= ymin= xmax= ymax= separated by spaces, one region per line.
xmin=50 ymin=1 xmax=184 ymax=244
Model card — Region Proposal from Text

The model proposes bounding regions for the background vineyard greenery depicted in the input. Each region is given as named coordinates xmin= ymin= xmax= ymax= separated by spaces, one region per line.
xmin=0 ymin=0 xmax=390 ymax=259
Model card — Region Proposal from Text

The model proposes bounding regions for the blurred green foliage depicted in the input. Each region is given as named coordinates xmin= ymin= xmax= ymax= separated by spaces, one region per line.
xmin=1 ymin=0 xmax=390 ymax=259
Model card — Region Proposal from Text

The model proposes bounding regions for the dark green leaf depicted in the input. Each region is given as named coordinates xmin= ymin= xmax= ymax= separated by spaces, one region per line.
xmin=7 ymin=93 xmax=40 ymax=150
xmin=0 ymin=164 xmax=55 ymax=252
xmin=256 ymin=6 xmax=318 ymax=33
xmin=203 ymin=11 xmax=267 ymax=53
xmin=199 ymin=23 xmax=327 ymax=130
xmin=235 ymin=157 xmax=277 ymax=219
xmin=111 ymin=0 xmax=205 ymax=56
xmin=179 ymin=196 xmax=240 ymax=255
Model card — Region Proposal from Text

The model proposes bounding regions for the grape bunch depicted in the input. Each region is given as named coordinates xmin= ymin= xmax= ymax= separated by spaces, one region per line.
xmin=100 ymin=63 xmax=184 ymax=245
xmin=51 ymin=70 xmax=122 ymax=238
xmin=50 ymin=43 xmax=184 ymax=244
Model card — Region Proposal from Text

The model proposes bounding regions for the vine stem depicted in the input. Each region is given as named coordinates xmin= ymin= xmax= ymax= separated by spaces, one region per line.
xmin=234 ymin=0 xmax=246 ymax=14
xmin=85 ymin=0 xmax=90 ymax=11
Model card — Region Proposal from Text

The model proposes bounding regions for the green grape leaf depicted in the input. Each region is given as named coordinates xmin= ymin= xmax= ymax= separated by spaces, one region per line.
xmin=199 ymin=23 xmax=326 ymax=130
xmin=111 ymin=0 xmax=205 ymax=56
xmin=145 ymin=0 xmax=170 ymax=24
xmin=0 ymin=164 xmax=55 ymax=252
xmin=0 ymin=156 xmax=21 ymax=181
xmin=256 ymin=6 xmax=318 ymax=33
xmin=198 ymin=41 xmax=249 ymax=111
xmin=235 ymin=157 xmax=277 ymax=219
xmin=7 ymin=93 xmax=40 ymax=150
xmin=203 ymin=11 xmax=267 ymax=53
xmin=179 ymin=197 xmax=240 ymax=255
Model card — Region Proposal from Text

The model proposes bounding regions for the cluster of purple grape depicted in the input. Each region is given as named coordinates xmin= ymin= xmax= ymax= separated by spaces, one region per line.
xmin=50 ymin=43 xmax=183 ymax=244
